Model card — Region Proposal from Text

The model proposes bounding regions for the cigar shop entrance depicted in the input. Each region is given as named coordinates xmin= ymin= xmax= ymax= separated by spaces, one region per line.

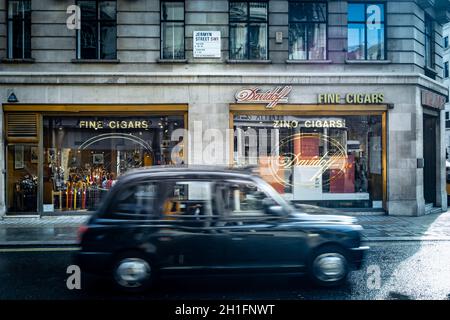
xmin=3 ymin=104 xmax=188 ymax=215
xmin=423 ymin=110 xmax=438 ymax=206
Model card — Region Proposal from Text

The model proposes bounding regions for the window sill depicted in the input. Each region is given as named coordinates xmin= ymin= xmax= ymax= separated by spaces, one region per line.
xmin=71 ymin=59 xmax=120 ymax=64
xmin=286 ymin=59 xmax=332 ymax=64
xmin=226 ymin=59 xmax=272 ymax=64
xmin=2 ymin=58 xmax=35 ymax=64
xmin=345 ymin=59 xmax=391 ymax=64
xmin=157 ymin=59 xmax=188 ymax=64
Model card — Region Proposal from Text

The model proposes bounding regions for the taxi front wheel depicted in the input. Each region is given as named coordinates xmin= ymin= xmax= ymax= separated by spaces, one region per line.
xmin=307 ymin=245 xmax=349 ymax=287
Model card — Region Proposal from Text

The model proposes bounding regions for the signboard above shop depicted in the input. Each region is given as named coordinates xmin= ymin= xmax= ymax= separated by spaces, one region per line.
xmin=233 ymin=87 xmax=387 ymax=108
xmin=318 ymin=93 xmax=385 ymax=104
xmin=235 ymin=86 xmax=292 ymax=109
xmin=193 ymin=31 xmax=221 ymax=58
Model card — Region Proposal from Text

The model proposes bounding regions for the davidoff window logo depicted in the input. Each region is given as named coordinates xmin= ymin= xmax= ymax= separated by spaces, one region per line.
xmin=235 ymin=86 xmax=292 ymax=109
xmin=269 ymin=133 xmax=348 ymax=188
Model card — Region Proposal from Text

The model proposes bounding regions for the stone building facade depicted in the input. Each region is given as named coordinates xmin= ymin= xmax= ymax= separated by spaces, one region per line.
xmin=0 ymin=0 xmax=449 ymax=217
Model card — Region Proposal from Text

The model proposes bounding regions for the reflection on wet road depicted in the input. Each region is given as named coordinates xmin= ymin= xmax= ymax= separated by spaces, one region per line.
xmin=0 ymin=241 xmax=449 ymax=300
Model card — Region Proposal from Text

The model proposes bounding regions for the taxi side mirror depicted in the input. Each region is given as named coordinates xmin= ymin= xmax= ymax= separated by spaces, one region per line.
xmin=262 ymin=198 xmax=284 ymax=216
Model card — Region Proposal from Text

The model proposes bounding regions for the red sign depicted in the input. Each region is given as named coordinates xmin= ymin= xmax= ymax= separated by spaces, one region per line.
xmin=235 ymin=86 xmax=292 ymax=109
xmin=421 ymin=89 xmax=447 ymax=110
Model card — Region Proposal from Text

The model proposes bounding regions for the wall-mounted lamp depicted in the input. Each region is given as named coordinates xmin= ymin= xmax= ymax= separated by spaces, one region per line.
xmin=7 ymin=92 xmax=18 ymax=103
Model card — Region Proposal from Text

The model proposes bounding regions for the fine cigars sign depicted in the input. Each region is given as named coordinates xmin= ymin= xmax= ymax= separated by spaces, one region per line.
xmin=235 ymin=86 xmax=292 ymax=109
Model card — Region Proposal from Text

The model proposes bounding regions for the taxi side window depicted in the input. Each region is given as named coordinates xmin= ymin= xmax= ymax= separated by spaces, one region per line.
xmin=215 ymin=180 xmax=274 ymax=217
xmin=111 ymin=182 xmax=158 ymax=219
xmin=161 ymin=181 xmax=213 ymax=219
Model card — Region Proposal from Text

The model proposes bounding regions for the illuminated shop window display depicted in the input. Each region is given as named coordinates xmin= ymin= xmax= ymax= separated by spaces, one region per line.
xmin=40 ymin=116 xmax=184 ymax=213
xmin=234 ymin=114 xmax=383 ymax=208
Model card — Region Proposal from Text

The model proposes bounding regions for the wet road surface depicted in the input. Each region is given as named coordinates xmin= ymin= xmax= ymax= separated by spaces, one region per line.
xmin=0 ymin=241 xmax=449 ymax=300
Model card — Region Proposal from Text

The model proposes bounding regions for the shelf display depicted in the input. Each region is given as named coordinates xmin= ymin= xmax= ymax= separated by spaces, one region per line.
xmin=12 ymin=174 xmax=38 ymax=212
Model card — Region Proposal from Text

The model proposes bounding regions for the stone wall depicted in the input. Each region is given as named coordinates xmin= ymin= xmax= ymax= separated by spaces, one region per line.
xmin=0 ymin=0 xmax=444 ymax=77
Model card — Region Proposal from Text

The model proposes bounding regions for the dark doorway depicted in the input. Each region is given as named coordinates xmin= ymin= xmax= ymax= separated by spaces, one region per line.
xmin=423 ymin=113 xmax=437 ymax=205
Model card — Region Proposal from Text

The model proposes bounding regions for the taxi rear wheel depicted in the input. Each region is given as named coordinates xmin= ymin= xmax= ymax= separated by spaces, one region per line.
xmin=111 ymin=251 xmax=155 ymax=293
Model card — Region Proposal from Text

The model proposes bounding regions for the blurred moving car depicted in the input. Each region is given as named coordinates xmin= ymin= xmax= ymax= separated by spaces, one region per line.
xmin=75 ymin=166 xmax=368 ymax=292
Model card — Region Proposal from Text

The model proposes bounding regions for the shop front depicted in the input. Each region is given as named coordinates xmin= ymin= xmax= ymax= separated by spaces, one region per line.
xmin=231 ymin=88 xmax=387 ymax=210
xmin=3 ymin=104 xmax=187 ymax=215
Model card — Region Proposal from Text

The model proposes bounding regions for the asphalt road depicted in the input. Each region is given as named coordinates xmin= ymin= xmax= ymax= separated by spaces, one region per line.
xmin=0 ymin=241 xmax=449 ymax=300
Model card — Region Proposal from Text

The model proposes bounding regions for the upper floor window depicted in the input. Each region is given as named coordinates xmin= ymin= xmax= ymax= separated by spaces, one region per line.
xmin=288 ymin=1 xmax=327 ymax=60
xmin=229 ymin=1 xmax=268 ymax=60
xmin=444 ymin=36 xmax=449 ymax=49
xmin=161 ymin=1 xmax=185 ymax=60
xmin=347 ymin=3 xmax=385 ymax=60
xmin=7 ymin=0 xmax=31 ymax=59
xmin=444 ymin=61 xmax=449 ymax=78
xmin=424 ymin=14 xmax=435 ymax=70
xmin=77 ymin=0 xmax=117 ymax=60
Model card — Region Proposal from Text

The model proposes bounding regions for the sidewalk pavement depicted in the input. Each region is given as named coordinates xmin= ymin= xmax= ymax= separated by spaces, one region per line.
xmin=1 ymin=210 xmax=450 ymax=246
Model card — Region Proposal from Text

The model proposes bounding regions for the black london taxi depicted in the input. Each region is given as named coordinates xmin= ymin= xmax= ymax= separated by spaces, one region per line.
xmin=75 ymin=166 xmax=368 ymax=292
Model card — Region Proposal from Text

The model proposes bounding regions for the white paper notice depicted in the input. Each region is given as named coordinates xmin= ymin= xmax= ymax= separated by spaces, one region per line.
xmin=193 ymin=31 xmax=221 ymax=58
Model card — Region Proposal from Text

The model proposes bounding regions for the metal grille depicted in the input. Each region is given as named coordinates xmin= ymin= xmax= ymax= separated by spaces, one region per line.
xmin=6 ymin=113 xmax=38 ymax=138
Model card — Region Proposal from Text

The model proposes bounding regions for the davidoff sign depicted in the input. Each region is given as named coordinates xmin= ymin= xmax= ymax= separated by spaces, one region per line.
xmin=235 ymin=86 xmax=292 ymax=109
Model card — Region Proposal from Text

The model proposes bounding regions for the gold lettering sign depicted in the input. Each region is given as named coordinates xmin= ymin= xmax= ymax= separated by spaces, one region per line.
xmin=79 ymin=120 xmax=149 ymax=130
xmin=318 ymin=93 xmax=384 ymax=104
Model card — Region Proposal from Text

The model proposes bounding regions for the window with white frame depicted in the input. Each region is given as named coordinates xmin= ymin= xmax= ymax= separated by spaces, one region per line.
xmin=77 ymin=0 xmax=117 ymax=60
xmin=229 ymin=1 xmax=268 ymax=60
xmin=288 ymin=1 xmax=327 ymax=60
xmin=161 ymin=1 xmax=185 ymax=60
xmin=347 ymin=2 xmax=385 ymax=60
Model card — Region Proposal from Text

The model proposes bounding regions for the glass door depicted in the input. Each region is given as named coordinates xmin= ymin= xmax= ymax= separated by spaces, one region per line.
xmin=7 ymin=144 xmax=39 ymax=213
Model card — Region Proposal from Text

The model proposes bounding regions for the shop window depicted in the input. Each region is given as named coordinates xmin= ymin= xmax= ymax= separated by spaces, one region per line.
xmin=42 ymin=115 xmax=185 ymax=213
xmin=229 ymin=1 xmax=268 ymax=60
xmin=161 ymin=1 xmax=185 ymax=60
xmin=424 ymin=14 xmax=435 ymax=71
xmin=234 ymin=115 xmax=384 ymax=209
xmin=7 ymin=0 xmax=31 ymax=59
xmin=7 ymin=145 xmax=39 ymax=213
xmin=288 ymin=1 xmax=327 ymax=60
xmin=77 ymin=0 xmax=117 ymax=60
xmin=347 ymin=3 xmax=385 ymax=60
